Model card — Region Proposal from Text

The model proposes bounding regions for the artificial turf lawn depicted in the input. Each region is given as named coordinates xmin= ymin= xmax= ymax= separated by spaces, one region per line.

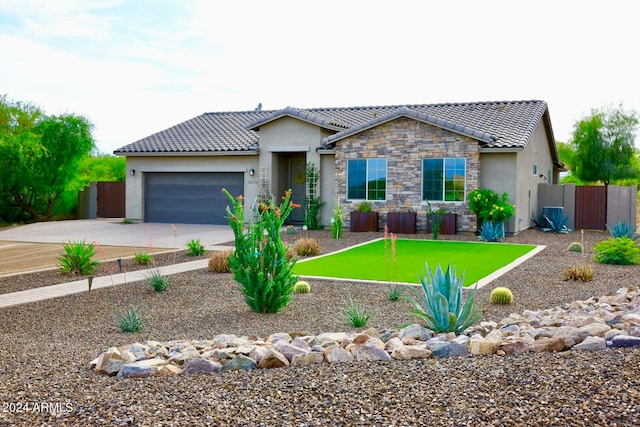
xmin=292 ymin=239 xmax=537 ymax=286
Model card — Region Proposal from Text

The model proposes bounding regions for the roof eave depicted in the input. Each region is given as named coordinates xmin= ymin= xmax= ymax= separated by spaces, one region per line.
xmin=113 ymin=149 xmax=259 ymax=157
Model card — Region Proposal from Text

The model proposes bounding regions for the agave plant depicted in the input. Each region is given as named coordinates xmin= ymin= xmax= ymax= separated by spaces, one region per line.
xmin=541 ymin=210 xmax=571 ymax=233
xmin=478 ymin=220 xmax=502 ymax=242
xmin=606 ymin=221 xmax=639 ymax=240
xmin=406 ymin=262 xmax=481 ymax=335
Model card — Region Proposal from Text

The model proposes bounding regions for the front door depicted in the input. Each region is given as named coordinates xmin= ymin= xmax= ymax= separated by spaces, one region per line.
xmin=289 ymin=158 xmax=306 ymax=223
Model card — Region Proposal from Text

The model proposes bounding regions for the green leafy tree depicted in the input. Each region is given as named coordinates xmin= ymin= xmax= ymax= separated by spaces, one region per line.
xmin=0 ymin=95 xmax=95 ymax=221
xmin=78 ymin=154 xmax=126 ymax=185
xmin=570 ymin=105 xmax=639 ymax=185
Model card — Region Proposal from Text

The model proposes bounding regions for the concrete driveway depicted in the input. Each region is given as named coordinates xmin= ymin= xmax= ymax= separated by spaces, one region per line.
xmin=0 ymin=219 xmax=235 ymax=249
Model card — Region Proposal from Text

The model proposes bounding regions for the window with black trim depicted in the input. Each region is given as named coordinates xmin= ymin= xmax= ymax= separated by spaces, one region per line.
xmin=347 ymin=159 xmax=387 ymax=200
xmin=422 ymin=158 xmax=466 ymax=202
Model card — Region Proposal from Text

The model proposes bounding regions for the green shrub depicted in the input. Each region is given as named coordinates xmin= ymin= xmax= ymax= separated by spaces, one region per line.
xmin=406 ymin=262 xmax=481 ymax=335
xmin=116 ymin=305 xmax=146 ymax=333
xmin=490 ymin=287 xmax=513 ymax=304
xmin=293 ymin=281 xmax=311 ymax=293
xmin=293 ymin=237 xmax=321 ymax=257
xmin=147 ymin=269 xmax=171 ymax=292
xmin=342 ymin=294 xmax=373 ymax=328
xmin=606 ymin=221 xmax=640 ymax=240
xmin=567 ymin=242 xmax=583 ymax=253
xmin=208 ymin=251 xmax=231 ymax=273
xmin=186 ymin=239 xmax=206 ymax=256
xmin=224 ymin=189 xmax=299 ymax=313
xmin=58 ymin=240 xmax=100 ymax=275
xmin=355 ymin=201 xmax=372 ymax=212
xmin=468 ymin=189 xmax=515 ymax=223
xmin=593 ymin=237 xmax=640 ymax=265
xmin=562 ymin=263 xmax=595 ymax=282
xmin=134 ymin=252 xmax=152 ymax=265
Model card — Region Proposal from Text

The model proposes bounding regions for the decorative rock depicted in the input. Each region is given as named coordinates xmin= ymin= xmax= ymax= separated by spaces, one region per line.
xmin=572 ymin=336 xmax=607 ymax=351
xmin=527 ymin=337 xmax=566 ymax=353
xmin=609 ymin=335 xmax=640 ymax=348
xmin=257 ymin=349 xmax=290 ymax=369
xmin=276 ymin=341 xmax=310 ymax=361
xmin=576 ymin=323 xmax=611 ymax=340
xmin=117 ymin=359 xmax=167 ymax=378
xmin=182 ymin=358 xmax=222 ymax=375
xmin=221 ymin=354 xmax=257 ymax=372
xmin=429 ymin=341 xmax=469 ymax=358
xmin=469 ymin=338 xmax=498 ymax=355
xmin=291 ymin=352 xmax=324 ymax=365
xmin=498 ymin=338 xmax=528 ymax=355
xmin=390 ymin=346 xmax=431 ymax=360
xmin=398 ymin=324 xmax=431 ymax=341
xmin=323 ymin=344 xmax=354 ymax=363
xmin=351 ymin=340 xmax=392 ymax=362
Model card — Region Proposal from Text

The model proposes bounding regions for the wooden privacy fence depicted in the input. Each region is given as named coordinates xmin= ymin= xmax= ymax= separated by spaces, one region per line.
xmin=77 ymin=181 xmax=125 ymax=219
xmin=537 ymin=184 xmax=637 ymax=230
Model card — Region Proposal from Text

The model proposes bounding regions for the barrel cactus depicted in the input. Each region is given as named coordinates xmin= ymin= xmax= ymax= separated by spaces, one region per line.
xmin=293 ymin=281 xmax=311 ymax=293
xmin=567 ymin=242 xmax=583 ymax=253
xmin=490 ymin=287 xmax=513 ymax=304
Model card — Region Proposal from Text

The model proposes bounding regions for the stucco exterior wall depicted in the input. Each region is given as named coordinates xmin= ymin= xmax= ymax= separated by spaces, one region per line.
xmin=334 ymin=117 xmax=481 ymax=232
xmin=479 ymin=121 xmax=556 ymax=233
xmin=124 ymin=155 xmax=258 ymax=221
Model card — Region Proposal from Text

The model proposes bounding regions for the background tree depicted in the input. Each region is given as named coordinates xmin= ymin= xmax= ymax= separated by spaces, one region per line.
xmin=0 ymin=95 xmax=95 ymax=222
xmin=569 ymin=104 xmax=639 ymax=185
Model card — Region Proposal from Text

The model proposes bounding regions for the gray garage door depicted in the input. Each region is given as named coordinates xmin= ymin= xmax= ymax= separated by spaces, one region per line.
xmin=145 ymin=172 xmax=243 ymax=224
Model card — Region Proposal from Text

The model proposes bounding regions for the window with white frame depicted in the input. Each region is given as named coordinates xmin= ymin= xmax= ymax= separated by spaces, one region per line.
xmin=422 ymin=158 xmax=466 ymax=202
xmin=347 ymin=159 xmax=387 ymax=200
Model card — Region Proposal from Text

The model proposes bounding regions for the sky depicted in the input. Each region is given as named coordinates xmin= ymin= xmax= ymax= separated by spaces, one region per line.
xmin=1 ymin=0 xmax=639 ymax=154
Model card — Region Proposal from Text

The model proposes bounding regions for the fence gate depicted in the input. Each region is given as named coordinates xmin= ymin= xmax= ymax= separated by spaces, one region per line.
xmin=574 ymin=186 xmax=607 ymax=230
xmin=97 ymin=181 xmax=125 ymax=218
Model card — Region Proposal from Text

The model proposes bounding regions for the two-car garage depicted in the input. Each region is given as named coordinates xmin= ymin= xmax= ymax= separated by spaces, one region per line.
xmin=144 ymin=172 xmax=244 ymax=225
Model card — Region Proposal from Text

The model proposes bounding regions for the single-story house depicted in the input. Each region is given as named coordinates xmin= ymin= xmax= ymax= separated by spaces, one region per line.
xmin=114 ymin=100 xmax=564 ymax=234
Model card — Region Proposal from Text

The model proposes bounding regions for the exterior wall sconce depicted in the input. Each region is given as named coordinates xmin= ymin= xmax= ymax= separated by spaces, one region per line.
xmin=249 ymin=168 xmax=255 ymax=176
xmin=130 ymin=169 xmax=136 ymax=176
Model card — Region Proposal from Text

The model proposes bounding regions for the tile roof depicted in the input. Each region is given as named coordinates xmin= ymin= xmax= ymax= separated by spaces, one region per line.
xmin=114 ymin=100 xmax=552 ymax=154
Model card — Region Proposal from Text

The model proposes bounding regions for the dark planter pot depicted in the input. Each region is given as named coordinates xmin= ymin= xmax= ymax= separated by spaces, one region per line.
xmin=350 ymin=211 xmax=379 ymax=232
xmin=386 ymin=212 xmax=417 ymax=234
xmin=426 ymin=213 xmax=457 ymax=235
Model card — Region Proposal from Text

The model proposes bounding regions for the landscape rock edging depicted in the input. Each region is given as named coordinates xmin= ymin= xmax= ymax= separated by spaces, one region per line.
xmin=90 ymin=287 xmax=640 ymax=379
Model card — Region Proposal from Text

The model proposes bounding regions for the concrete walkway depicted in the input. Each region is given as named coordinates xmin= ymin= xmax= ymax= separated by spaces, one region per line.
xmin=0 ymin=259 xmax=210 ymax=309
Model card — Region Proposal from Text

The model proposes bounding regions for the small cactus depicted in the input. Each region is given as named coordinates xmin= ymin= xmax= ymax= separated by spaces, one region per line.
xmin=567 ymin=242 xmax=583 ymax=253
xmin=293 ymin=281 xmax=311 ymax=293
xmin=490 ymin=287 xmax=513 ymax=304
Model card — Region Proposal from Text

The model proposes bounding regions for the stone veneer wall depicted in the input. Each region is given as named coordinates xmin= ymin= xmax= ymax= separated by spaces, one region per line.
xmin=335 ymin=117 xmax=480 ymax=232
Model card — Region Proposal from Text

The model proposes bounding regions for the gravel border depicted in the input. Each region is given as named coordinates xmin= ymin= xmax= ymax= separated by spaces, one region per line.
xmin=1 ymin=228 xmax=639 ymax=426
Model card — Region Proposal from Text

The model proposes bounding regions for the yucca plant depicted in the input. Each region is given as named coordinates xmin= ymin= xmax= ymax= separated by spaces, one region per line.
xmin=58 ymin=240 xmax=100 ymax=275
xmin=386 ymin=283 xmax=403 ymax=301
xmin=406 ymin=262 xmax=481 ymax=335
xmin=147 ymin=269 xmax=171 ymax=292
xmin=342 ymin=294 xmax=373 ymax=328
xmin=115 ymin=305 xmax=147 ymax=333
xmin=186 ymin=239 xmax=206 ymax=256
xmin=606 ymin=221 xmax=640 ymax=240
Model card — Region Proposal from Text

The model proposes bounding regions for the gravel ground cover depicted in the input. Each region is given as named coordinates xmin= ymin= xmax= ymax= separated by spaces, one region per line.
xmin=1 ymin=228 xmax=639 ymax=426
